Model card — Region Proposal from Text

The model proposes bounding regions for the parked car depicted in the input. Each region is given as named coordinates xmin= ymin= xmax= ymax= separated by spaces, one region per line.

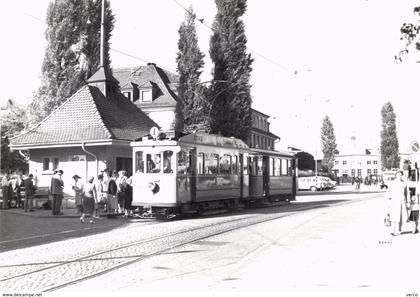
xmin=298 ymin=176 xmax=325 ymax=191
xmin=322 ymin=177 xmax=337 ymax=189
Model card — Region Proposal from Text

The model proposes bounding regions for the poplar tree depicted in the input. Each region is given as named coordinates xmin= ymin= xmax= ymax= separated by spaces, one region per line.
xmin=320 ymin=115 xmax=338 ymax=174
xmin=208 ymin=0 xmax=253 ymax=141
xmin=175 ymin=6 xmax=206 ymax=135
xmin=29 ymin=0 xmax=114 ymax=123
xmin=380 ymin=102 xmax=400 ymax=170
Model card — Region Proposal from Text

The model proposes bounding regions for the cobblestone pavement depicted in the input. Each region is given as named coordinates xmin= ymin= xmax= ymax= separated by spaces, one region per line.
xmin=0 ymin=191 xmax=398 ymax=296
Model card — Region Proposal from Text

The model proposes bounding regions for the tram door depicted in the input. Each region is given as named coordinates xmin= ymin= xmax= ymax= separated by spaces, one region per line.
xmin=291 ymin=158 xmax=297 ymax=197
xmin=262 ymin=156 xmax=270 ymax=197
xmin=177 ymin=148 xmax=196 ymax=204
xmin=188 ymin=148 xmax=197 ymax=202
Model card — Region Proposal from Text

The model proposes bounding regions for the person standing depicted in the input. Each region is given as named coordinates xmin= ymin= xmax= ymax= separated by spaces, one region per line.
xmin=124 ymin=176 xmax=133 ymax=217
xmin=94 ymin=174 xmax=105 ymax=218
xmin=107 ymin=171 xmax=118 ymax=218
xmin=72 ymin=175 xmax=84 ymax=215
xmin=2 ymin=173 xmax=10 ymax=209
xmin=409 ymin=182 xmax=420 ymax=234
xmin=51 ymin=170 xmax=64 ymax=215
xmin=24 ymin=174 xmax=37 ymax=212
xmin=116 ymin=170 xmax=128 ymax=214
xmin=80 ymin=176 xmax=97 ymax=224
xmin=388 ymin=171 xmax=408 ymax=236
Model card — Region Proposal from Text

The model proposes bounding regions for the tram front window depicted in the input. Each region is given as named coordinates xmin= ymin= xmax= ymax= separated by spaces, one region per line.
xmin=163 ymin=150 xmax=174 ymax=173
xmin=147 ymin=153 xmax=161 ymax=173
xmin=135 ymin=151 xmax=144 ymax=173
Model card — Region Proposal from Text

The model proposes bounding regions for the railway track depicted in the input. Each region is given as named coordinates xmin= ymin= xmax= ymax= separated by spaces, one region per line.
xmin=0 ymin=192 xmax=384 ymax=292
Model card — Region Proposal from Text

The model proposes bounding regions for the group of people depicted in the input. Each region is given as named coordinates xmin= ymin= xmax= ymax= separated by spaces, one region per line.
xmin=1 ymin=172 xmax=37 ymax=212
xmin=72 ymin=169 xmax=134 ymax=223
xmin=387 ymin=170 xmax=420 ymax=236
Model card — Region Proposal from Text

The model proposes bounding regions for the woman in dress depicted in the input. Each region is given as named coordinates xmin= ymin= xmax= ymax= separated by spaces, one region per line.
xmin=388 ymin=171 xmax=408 ymax=236
xmin=72 ymin=175 xmax=84 ymax=214
xmin=81 ymin=176 xmax=97 ymax=224
xmin=409 ymin=182 xmax=420 ymax=234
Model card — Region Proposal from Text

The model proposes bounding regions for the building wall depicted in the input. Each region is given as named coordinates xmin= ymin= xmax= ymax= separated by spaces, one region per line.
xmin=333 ymin=154 xmax=382 ymax=178
xmin=143 ymin=109 xmax=175 ymax=133
xmin=28 ymin=144 xmax=132 ymax=197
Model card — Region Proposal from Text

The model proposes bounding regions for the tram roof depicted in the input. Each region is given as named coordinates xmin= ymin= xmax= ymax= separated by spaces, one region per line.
xmin=249 ymin=147 xmax=295 ymax=158
xmin=179 ymin=132 xmax=249 ymax=149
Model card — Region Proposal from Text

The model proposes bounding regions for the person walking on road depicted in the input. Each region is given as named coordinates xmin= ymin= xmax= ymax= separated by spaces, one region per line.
xmin=388 ymin=171 xmax=408 ymax=236
xmin=24 ymin=174 xmax=37 ymax=212
xmin=72 ymin=175 xmax=84 ymax=215
xmin=51 ymin=170 xmax=64 ymax=215
xmin=80 ymin=176 xmax=97 ymax=224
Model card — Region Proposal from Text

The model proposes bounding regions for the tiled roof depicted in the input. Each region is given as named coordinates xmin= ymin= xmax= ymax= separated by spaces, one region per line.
xmin=113 ymin=64 xmax=179 ymax=107
xmin=10 ymin=85 xmax=158 ymax=147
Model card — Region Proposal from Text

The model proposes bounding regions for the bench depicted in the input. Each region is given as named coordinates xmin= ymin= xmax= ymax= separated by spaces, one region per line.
xmin=20 ymin=187 xmax=51 ymax=209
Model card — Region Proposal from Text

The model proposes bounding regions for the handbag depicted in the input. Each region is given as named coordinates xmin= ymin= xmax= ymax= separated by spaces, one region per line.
xmin=384 ymin=213 xmax=391 ymax=227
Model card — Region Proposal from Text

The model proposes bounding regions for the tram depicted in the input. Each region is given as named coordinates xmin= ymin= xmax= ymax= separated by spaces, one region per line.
xmin=131 ymin=132 xmax=296 ymax=218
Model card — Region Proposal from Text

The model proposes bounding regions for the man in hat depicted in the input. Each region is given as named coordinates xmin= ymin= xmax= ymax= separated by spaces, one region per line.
xmin=24 ymin=174 xmax=37 ymax=212
xmin=51 ymin=169 xmax=64 ymax=215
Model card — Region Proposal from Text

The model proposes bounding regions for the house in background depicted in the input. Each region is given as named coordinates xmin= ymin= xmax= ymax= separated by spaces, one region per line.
xmin=113 ymin=63 xmax=179 ymax=138
xmin=9 ymin=66 xmax=158 ymax=197
xmin=248 ymin=109 xmax=280 ymax=151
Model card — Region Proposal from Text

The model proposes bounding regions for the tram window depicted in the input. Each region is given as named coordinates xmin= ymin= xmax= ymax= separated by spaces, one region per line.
xmin=220 ymin=155 xmax=231 ymax=174
xmin=257 ymin=157 xmax=263 ymax=176
xmin=232 ymin=155 xmax=238 ymax=175
xmin=243 ymin=156 xmax=248 ymax=175
xmin=135 ymin=151 xmax=144 ymax=173
xmin=281 ymin=159 xmax=288 ymax=176
xmin=249 ymin=157 xmax=256 ymax=176
xmin=147 ymin=153 xmax=161 ymax=173
xmin=177 ymin=151 xmax=189 ymax=174
xmin=197 ymin=153 xmax=204 ymax=175
xmin=269 ymin=158 xmax=274 ymax=176
xmin=287 ymin=160 xmax=292 ymax=176
xmin=274 ymin=158 xmax=281 ymax=176
xmin=163 ymin=150 xmax=174 ymax=173
xmin=205 ymin=153 xmax=219 ymax=174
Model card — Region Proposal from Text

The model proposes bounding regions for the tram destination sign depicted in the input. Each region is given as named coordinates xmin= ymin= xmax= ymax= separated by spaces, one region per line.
xmin=180 ymin=132 xmax=248 ymax=149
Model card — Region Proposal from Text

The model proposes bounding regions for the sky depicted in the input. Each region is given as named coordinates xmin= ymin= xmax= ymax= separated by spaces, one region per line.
xmin=2 ymin=0 xmax=420 ymax=157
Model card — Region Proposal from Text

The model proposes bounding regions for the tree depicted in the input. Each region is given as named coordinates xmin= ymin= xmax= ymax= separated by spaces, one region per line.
xmin=296 ymin=151 xmax=315 ymax=171
xmin=1 ymin=101 xmax=29 ymax=173
xmin=208 ymin=0 xmax=253 ymax=141
xmin=175 ymin=6 xmax=206 ymax=136
xmin=380 ymin=102 xmax=400 ymax=170
xmin=396 ymin=6 xmax=420 ymax=63
xmin=320 ymin=115 xmax=338 ymax=174
xmin=29 ymin=0 xmax=115 ymax=124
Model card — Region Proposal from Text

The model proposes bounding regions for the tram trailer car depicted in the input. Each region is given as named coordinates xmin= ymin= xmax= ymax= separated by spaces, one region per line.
xmin=131 ymin=132 xmax=296 ymax=218
xmin=247 ymin=148 xmax=297 ymax=205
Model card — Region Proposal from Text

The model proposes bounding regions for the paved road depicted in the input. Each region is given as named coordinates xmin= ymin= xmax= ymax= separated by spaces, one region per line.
xmin=2 ymin=190 xmax=410 ymax=295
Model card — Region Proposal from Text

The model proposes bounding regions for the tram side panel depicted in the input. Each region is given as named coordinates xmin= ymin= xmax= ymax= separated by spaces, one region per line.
xmin=195 ymin=174 xmax=241 ymax=202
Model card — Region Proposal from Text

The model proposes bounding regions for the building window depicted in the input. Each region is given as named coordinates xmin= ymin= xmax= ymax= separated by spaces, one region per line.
xmin=373 ymin=160 xmax=378 ymax=165
xmin=367 ymin=160 xmax=371 ymax=165
xmin=141 ymin=89 xmax=152 ymax=102
xmin=123 ymin=91 xmax=132 ymax=100
xmin=342 ymin=160 xmax=347 ymax=165
xmin=367 ymin=169 xmax=371 ymax=176
xmin=334 ymin=160 xmax=339 ymax=165
xmin=42 ymin=157 xmax=59 ymax=172
xmin=351 ymin=169 xmax=355 ymax=177
xmin=374 ymin=169 xmax=378 ymax=175
xmin=357 ymin=169 xmax=362 ymax=177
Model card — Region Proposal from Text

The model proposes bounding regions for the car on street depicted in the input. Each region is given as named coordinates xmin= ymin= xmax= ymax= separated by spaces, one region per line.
xmin=298 ymin=176 xmax=325 ymax=191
